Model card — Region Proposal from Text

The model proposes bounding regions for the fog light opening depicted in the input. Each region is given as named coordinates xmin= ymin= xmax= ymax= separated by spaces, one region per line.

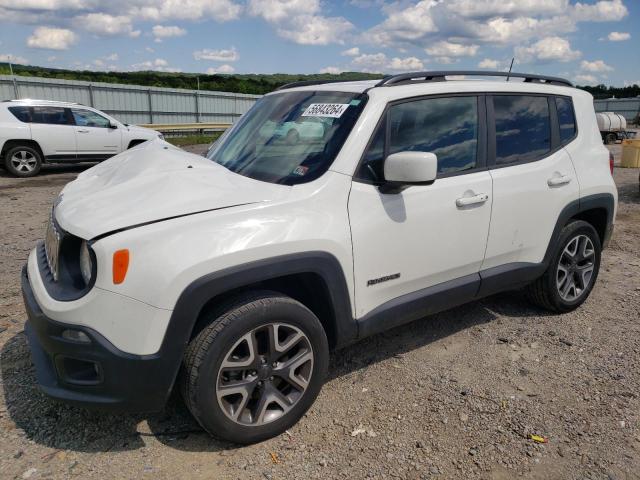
xmin=61 ymin=329 xmax=91 ymax=344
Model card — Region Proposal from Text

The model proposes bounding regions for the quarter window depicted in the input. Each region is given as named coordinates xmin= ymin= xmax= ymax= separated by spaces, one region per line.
xmin=555 ymin=97 xmax=576 ymax=144
xmin=31 ymin=106 xmax=71 ymax=125
xmin=8 ymin=106 xmax=31 ymax=123
xmin=357 ymin=96 xmax=479 ymax=181
xmin=72 ymin=109 xmax=111 ymax=128
xmin=493 ymin=95 xmax=551 ymax=165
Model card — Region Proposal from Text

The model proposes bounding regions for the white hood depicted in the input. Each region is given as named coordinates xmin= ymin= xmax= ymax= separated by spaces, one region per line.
xmin=55 ymin=141 xmax=288 ymax=239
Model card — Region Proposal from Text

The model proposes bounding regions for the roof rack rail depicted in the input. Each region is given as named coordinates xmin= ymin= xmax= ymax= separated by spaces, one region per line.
xmin=376 ymin=71 xmax=573 ymax=88
xmin=2 ymin=98 xmax=81 ymax=105
xmin=276 ymin=79 xmax=370 ymax=91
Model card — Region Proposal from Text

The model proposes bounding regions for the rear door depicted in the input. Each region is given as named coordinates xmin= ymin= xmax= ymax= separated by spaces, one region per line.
xmin=482 ymin=94 xmax=579 ymax=271
xmin=28 ymin=106 xmax=76 ymax=159
xmin=71 ymin=108 xmax=121 ymax=159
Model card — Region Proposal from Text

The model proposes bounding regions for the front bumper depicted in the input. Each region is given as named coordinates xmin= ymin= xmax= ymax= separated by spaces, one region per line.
xmin=22 ymin=265 xmax=176 ymax=412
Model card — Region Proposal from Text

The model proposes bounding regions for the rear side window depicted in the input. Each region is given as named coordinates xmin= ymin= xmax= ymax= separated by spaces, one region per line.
xmin=493 ymin=95 xmax=551 ymax=165
xmin=8 ymin=106 xmax=31 ymax=123
xmin=555 ymin=97 xmax=576 ymax=144
xmin=31 ymin=106 xmax=71 ymax=125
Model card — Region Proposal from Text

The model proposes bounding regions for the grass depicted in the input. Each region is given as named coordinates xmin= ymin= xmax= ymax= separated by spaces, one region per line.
xmin=165 ymin=133 xmax=222 ymax=147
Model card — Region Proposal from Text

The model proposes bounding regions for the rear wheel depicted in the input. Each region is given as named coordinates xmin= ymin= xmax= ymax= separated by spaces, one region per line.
xmin=4 ymin=145 xmax=42 ymax=177
xmin=526 ymin=220 xmax=601 ymax=312
xmin=180 ymin=291 xmax=329 ymax=444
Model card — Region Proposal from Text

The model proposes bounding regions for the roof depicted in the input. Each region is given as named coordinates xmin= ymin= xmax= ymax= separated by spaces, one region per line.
xmin=2 ymin=98 xmax=81 ymax=106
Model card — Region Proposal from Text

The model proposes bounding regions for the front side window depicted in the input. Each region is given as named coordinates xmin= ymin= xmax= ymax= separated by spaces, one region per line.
xmin=31 ymin=106 xmax=70 ymax=125
xmin=8 ymin=106 xmax=31 ymax=123
xmin=555 ymin=97 xmax=576 ymax=144
xmin=72 ymin=109 xmax=111 ymax=128
xmin=206 ymin=91 xmax=367 ymax=185
xmin=494 ymin=95 xmax=551 ymax=165
xmin=357 ymin=96 xmax=479 ymax=182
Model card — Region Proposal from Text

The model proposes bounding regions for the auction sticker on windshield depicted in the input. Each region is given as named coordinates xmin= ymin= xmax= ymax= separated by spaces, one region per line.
xmin=302 ymin=103 xmax=350 ymax=118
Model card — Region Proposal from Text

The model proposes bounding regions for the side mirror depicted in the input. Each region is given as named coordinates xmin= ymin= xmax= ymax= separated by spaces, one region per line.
xmin=380 ymin=151 xmax=438 ymax=194
xmin=108 ymin=122 xmax=118 ymax=129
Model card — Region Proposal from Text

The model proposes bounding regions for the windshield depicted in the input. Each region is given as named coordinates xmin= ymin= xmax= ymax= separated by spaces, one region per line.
xmin=206 ymin=91 xmax=367 ymax=185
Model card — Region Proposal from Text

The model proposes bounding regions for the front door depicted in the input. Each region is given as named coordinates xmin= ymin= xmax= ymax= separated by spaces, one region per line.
xmin=71 ymin=108 xmax=121 ymax=159
xmin=28 ymin=106 xmax=76 ymax=159
xmin=348 ymin=95 xmax=493 ymax=318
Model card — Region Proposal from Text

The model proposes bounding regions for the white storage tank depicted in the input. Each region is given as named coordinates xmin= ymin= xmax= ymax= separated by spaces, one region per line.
xmin=597 ymin=112 xmax=627 ymax=132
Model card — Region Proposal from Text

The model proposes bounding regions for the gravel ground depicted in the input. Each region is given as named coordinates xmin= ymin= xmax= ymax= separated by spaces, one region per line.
xmin=1 ymin=144 xmax=639 ymax=480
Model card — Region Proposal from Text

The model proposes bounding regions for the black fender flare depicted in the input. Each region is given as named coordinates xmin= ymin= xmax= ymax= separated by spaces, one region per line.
xmin=158 ymin=252 xmax=355 ymax=393
xmin=542 ymin=192 xmax=615 ymax=266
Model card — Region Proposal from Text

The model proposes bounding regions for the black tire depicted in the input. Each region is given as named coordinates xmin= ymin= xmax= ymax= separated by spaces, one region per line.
xmin=526 ymin=220 xmax=601 ymax=313
xmin=180 ymin=291 xmax=329 ymax=444
xmin=3 ymin=145 xmax=42 ymax=177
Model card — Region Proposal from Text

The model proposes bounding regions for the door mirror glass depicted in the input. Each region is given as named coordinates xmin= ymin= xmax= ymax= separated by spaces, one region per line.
xmin=109 ymin=122 xmax=118 ymax=129
xmin=381 ymin=151 xmax=437 ymax=193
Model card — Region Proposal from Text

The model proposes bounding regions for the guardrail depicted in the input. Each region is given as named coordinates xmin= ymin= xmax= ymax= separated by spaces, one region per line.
xmin=139 ymin=122 xmax=232 ymax=133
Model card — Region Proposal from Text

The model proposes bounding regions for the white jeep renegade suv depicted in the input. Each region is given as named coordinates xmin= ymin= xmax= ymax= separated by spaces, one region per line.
xmin=22 ymin=71 xmax=617 ymax=444
xmin=1 ymin=99 xmax=162 ymax=177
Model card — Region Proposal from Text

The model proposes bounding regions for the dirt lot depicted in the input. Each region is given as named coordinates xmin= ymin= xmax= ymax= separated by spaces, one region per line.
xmin=1 ymin=145 xmax=639 ymax=480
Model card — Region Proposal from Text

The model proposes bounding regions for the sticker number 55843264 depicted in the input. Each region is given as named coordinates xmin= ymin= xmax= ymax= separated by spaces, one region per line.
xmin=302 ymin=103 xmax=350 ymax=118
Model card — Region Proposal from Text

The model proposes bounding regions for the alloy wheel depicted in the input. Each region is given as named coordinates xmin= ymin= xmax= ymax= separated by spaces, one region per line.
xmin=216 ymin=323 xmax=314 ymax=426
xmin=10 ymin=150 xmax=37 ymax=173
xmin=556 ymin=234 xmax=595 ymax=302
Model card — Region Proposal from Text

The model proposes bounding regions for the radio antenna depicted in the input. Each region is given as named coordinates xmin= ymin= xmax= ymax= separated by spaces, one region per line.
xmin=506 ymin=57 xmax=514 ymax=81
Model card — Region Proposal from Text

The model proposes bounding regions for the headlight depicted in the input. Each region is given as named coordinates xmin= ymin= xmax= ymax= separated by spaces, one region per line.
xmin=79 ymin=241 xmax=94 ymax=286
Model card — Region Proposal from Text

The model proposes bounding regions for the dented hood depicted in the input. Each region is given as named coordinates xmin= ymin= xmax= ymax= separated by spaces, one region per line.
xmin=54 ymin=140 xmax=288 ymax=239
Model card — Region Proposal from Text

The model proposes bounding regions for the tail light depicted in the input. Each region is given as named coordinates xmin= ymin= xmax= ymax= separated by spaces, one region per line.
xmin=609 ymin=151 xmax=614 ymax=175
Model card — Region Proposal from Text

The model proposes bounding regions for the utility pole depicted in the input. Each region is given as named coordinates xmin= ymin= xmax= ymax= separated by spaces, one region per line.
xmin=8 ymin=56 xmax=18 ymax=98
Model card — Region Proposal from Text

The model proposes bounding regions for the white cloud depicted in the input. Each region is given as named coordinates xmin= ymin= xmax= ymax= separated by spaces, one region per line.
xmin=105 ymin=53 xmax=119 ymax=61
xmin=0 ymin=53 xmax=28 ymax=64
xmin=206 ymin=64 xmax=235 ymax=74
xmin=580 ymin=60 xmax=613 ymax=72
xmin=129 ymin=0 xmax=242 ymax=22
xmin=319 ymin=66 xmax=343 ymax=74
xmin=152 ymin=25 xmax=186 ymax=42
xmin=450 ymin=0 xmax=568 ymax=18
xmin=193 ymin=47 xmax=239 ymax=62
xmin=131 ymin=57 xmax=179 ymax=72
xmin=350 ymin=52 xmax=424 ymax=72
xmin=341 ymin=47 xmax=360 ymax=56
xmin=249 ymin=0 xmax=354 ymax=45
xmin=515 ymin=36 xmax=581 ymax=64
xmin=387 ymin=56 xmax=424 ymax=71
xmin=363 ymin=0 xmax=437 ymax=47
xmin=276 ymin=14 xmax=353 ymax=45
xmin=478 ymin=58 xmax=500 ymax=69
xmin=623 ymin=80 xmax=640 ymax=87
xmin=573 ymin=0 xmax=628 ymax=22
xmin=27 ymin=26 xmax=77 ymax=50
xmin=575 ymin=74 xmax=598 ymax=84
xmin=607 ymin=31 xmax=630 ymax=41
xmin=73 ymin=13 xmax=140 ymax=37
xmin=425 ymin=41 xmax=479 ymax=57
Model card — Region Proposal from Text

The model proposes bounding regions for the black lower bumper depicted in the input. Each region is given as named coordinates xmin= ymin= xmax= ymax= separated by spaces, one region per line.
xmin=22 ymin=265 xmax=177 ymax=412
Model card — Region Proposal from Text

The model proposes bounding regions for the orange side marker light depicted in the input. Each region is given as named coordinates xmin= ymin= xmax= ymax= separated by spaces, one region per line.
xmin=113 ymin=249 xmax=130 ymax=284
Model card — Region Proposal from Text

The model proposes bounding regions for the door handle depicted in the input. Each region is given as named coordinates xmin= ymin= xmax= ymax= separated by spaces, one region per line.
xmin=547 ymin=175 xmax=571 ymax=187
xmin=76 ymin=129 xmax=90 ymax=133
xmin=456 ymin=193 xmax=489 ymax=207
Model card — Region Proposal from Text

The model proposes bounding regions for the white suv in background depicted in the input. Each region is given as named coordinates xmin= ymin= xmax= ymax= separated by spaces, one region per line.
xmin=0 ymin=99 xmax=162 ymax=177
xmin=21 ymin=71 xmax=617 ymax=444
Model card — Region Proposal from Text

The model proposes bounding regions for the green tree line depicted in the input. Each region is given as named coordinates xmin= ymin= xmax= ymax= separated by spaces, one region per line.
xmin=1 ymin=63 xmax=638 ymax=97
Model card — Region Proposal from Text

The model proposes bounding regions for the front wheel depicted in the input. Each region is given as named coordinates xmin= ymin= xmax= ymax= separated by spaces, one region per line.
xmin=180 ymin=292 xmax=329 ymax=444
xmin=526 ymin=220 xmax=602 ymax=313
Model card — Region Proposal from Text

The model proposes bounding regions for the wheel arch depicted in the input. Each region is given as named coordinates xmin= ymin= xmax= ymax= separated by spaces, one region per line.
xmin=543 ymin=193 xmax=615 ymax=265
xmin=1 ymin=139 xmax=44 ymax=161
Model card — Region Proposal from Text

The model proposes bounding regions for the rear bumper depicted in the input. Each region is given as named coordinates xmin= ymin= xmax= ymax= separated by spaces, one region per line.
xmin=22 ymin=265 xmax=176 ymax=412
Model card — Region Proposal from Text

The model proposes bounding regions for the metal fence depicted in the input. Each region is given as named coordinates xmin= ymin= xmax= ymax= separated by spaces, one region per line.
xmin=0 ymin=74 xmax=261 ymax=126
xmin=594 ymin=98 xmax=640 ymax=123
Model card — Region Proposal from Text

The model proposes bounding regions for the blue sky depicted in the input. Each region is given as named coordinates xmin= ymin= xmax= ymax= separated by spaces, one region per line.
xmin=0 ymin=0 xmax=638 ymax=86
